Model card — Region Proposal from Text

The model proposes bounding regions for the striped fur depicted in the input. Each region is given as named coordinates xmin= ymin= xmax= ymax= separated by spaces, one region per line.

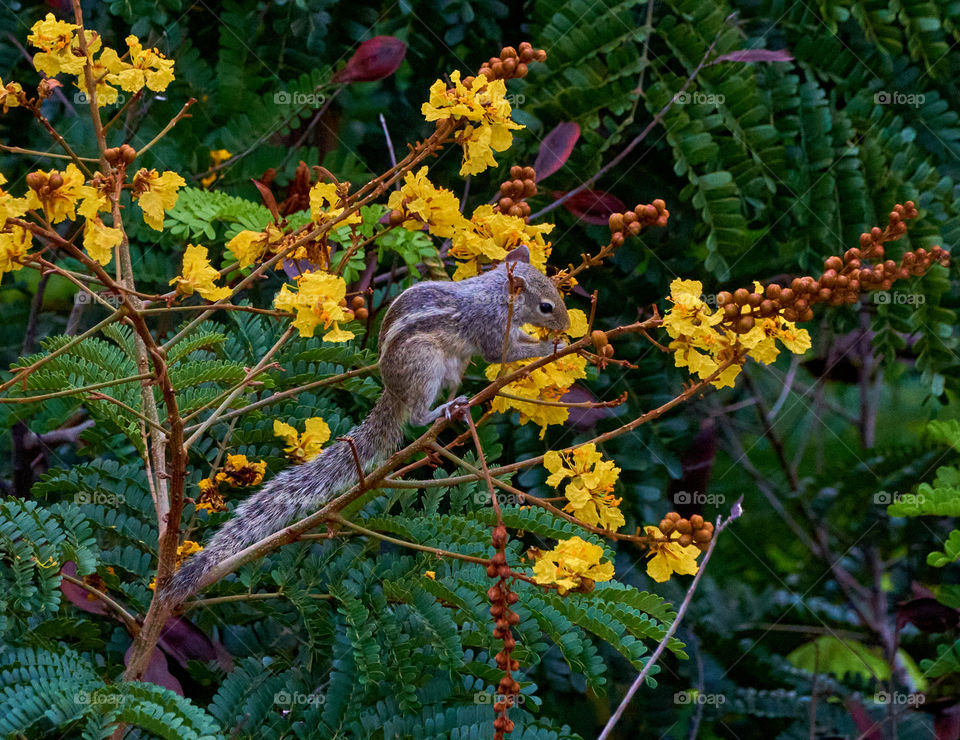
xmin=162 ymin=246 xmax=568 ymax=603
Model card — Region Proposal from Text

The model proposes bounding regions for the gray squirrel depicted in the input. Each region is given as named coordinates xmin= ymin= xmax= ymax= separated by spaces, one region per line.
xmin=162 ymin=245 xmax=569 ymax=602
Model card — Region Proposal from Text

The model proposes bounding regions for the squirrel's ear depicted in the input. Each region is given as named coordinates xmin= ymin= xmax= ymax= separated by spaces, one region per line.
xmin=504 ymin=244 xmax=530 ymax=263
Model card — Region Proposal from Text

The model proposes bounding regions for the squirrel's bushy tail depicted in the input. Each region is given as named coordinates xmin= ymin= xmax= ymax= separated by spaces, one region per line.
xmin=162 ymin=391 xmax=407 ymax=603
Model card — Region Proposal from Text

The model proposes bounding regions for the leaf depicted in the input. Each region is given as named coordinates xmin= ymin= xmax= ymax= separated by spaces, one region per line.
xmin=59 ymin=562 xmax=109 ymax=616
xmin=333 ymin=37 xmax=406 ymax=83
xmin=710 ymin=49 xmax=794 ymax=65
xmin=250 ymin=178 xmax=280 ymax=223
xmin=928 ymin=530 xmax=960 ymax=568
xmin=554 ymin=189 xmax=626 ymax=225
xmin=533 ymin=122 xmax=580 ymax=180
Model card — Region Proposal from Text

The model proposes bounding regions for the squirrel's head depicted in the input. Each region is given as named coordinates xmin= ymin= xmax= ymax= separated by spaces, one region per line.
xmin=498 ymin=245 xmax=570 ymax=332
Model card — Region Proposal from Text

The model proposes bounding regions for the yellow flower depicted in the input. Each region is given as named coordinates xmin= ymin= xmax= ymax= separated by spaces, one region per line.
xmin=421 ymin=71 xmax=523 ymax=176
xmin=662 ymin=278 xmax=812 ymax=389
xmin=194 ymin=484 xmax=226 ymax=514
xmin=175 ymin=539 xmax=204 ymax=568
xmin=532 ymin=536 xmax=615 ymax=595
xmin=567 ymin=309 xmax=588 ymax=338
xmin=226 ymin=224 xmax=283 ymax=268
xmin=644 ymin=526 xmax=701 ymax=582
xmin=544 ymin=444 xmax=624 ymax=532
xmin=200 ymin=149 xmax=233 ymax=188
xmin=274 ymin=270 xmax=354 ymax=342
xmin=82 ymin=218 xmax=121 ymax=266
xmin=169 ymin=244 xmax=231 ymax=301
xmin=73 ymin=48 xmax=119 ymax=107
xmin=387 ymin=166 xmax=469 ymax=239
xmin=214 ymin=454 xmax=266 ymax=487
xmin=273 ymin=416 xmax=331 ymax=463
xmin=309 ymin=182 xmax=361 ymax=227
xmin=0 ymin=225 xmax=32 ymax=276
xmin=23 ymin=164 xmax=94 ymax=224
xmin=0 ymin=78 xmax=23 ymax=113
xmin=450 ymin=204 xmax=552 ymax=280
xmin=0 ymin=174 xmax=28 ymax=224
xmin=132 ymin=169 xmax=185 ymax=231
xmin=27 ymin=14 xmax=95 ymax=77
xmin=424 ymin=571 xmax=436 ymax=580
xmin=485 ymin=351 xmax=587 ymax=438
xmin=104 ymin=35 xmax=175 ymax=94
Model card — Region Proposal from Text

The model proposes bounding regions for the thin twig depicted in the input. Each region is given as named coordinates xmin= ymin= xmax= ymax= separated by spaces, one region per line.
xmin=597 ymin=498 xmax=743 ymax=740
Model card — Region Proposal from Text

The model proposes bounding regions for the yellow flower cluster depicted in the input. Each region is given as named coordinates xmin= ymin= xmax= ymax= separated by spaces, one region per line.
xmin=200 ymin=149 xmax=233 ymax=188
xmin=388 ymin=166 xmax=553 ymax=280
xmin=132 ymin=168 xmax=186 ymax=231
xmin=544 ymin=444 xmax=624 ymax=531
xmin=227 ymin=224 xmax=284 ymax=268
xmin=532 ymin=536 xmax=615 ymax=595
xmin=422 ymin=71 xmax=523 ymax=176
xmin=196 ymin=454 xmax=267 ymax=497
xmin=28 ymin=15 xmax=174 ymax=106
xmin=0 ymin=77 xmax=22 ymax=113
xmin=170 ymin=244 xmax=231 ymax=301
xmin=663 ymin=279 xmax=812 ymax=388
xmin=643 ymin=525 xmax=701 ymax=583
xmin=0 ymin=174 xmax=31 ymax=276
xmin=273 ymin=417 xmax=331 ymax=463
xmin=484 ymin=309 xmax=588 ymax=437
xmin=274 ymin=270 xmax=354 ymax=342
xmin=309 ymin=182 xmax=361 ymax=228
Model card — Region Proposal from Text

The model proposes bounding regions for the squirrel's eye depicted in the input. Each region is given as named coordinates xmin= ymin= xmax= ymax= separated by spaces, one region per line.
xmin=539 ymin=301 xmax=553 ymax=314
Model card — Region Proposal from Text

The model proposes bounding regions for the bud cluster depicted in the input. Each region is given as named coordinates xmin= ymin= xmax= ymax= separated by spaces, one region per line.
xmin=486 ymin=524 xmax=520 ymax=739
xmin=24 ymin=170 xmax=65 ymax=194
xmin=469 ymin=42 xmax=546 ymax=85
xmin=496 ymin=165 xmax=537 ymax=220
xmin=348 ymin=294 xmax=368 ymax=322
xmin=658 ymin=512 xmax=714 ymax=551
xmin=607 ymin=199 xmax=669 ymax=246
xmin=714 ymin=202 xmax=948 ymax=333
xmin=104 ymin=144 xmax=137 ymax=166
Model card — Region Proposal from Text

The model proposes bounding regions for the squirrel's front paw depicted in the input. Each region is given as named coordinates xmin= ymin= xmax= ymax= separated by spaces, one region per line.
xmin=440 ymin=395 xmax=470 ymax=421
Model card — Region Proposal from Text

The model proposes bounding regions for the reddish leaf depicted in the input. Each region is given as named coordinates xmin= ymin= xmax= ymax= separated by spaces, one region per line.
xmin=251 ymin=178 xmax=280 ymax=223
xmin=711 ymin=49 xmax=793 ymax=65
xmin=562 ymin=384 xmax=614 ymax=431
xmin=59 ymin=562 xmax=110 ymax=616
xmin=158 ymin=615 xmax=233 ymax=671
xmin=124 ymin=642 xmax=183 ymax=695
xmin=935 ymin=705 xmax=960 ymax=740
xmin=845 ymin=697 xmax=883 ymax=740
xmin=897 ymin=597 xmax=960 ymax=632
xmin=554 ymin=189 xmax=626 ymax=225
xmin=533 ymin=122 xmax=580 ymax=181
xmin=333 ymin=37 xmax=406 ymax=83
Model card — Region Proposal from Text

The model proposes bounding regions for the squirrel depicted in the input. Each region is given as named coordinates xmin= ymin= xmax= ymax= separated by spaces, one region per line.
xmin=162 ymin=245 xmax=569 ymax=602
